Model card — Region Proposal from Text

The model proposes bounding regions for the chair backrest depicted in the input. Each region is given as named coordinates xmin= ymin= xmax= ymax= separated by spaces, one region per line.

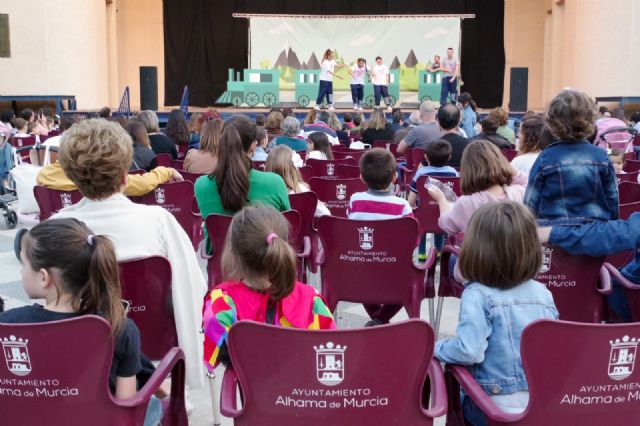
xmin=299 ymin=165 xmax=313 ymax=183
xmin=252 ymin=161 xmax=265 ymax=171
xmin=624 ymin=159 xmax=640 ymax=173
xmin=177 ymin=169 xmax=205 ymax=185
xmin=296 ymin=150 xmax=307 ymax=161
xmin=434 ymin=176 xmax=461 ymax=196
xmin=619 ymin=182 xmax=640 ymax=204
xmin=414 ymin=176 xmax=445 ymax=234
xmin=0 ymin=316 xmax=149 ymax=425
xmin=204 ymin=214 xmax=233 ymax=289
xmin=289 ymin=191 xmax=318 ymax=238
xmin=501 ymin=149 xmax=518 ymax=162
xmin=308 ymin=177 xmax=367 ymax=218
xmin=316 ymin=216 xmax=425 ymax=314
xmin=155 ymin=153 xmax=173 ymax=167
xmin=620 ymin=201 xmax=640 ymax=219
xmin=33 ymin=186 xmax=83 ymax=220
xmin=119 ymin=256 xmax=177 ymax=360
xmin=8 ymin=135 xmax=36 ymax=148
xmin=536 ymin=245 xmax=607 ymax=322
xmin=618 ymin=171 xmax=640 ymax=184
xmin=335 ymin=164 xmax=361 ymax=179
xmin=177 ymin=143 xmax=188 ymax=159
xmin=226 ymin=320 xmax=435 ymax=426
xmin=281 ymin=209 xmax=302 ymax=250
xmin=172 ymin=159 xmax=185 ymax=169
xmin=306 ymin=158 xmax=356 ymax=179
xmin=516 ymin=320 xmax=640 ymax=425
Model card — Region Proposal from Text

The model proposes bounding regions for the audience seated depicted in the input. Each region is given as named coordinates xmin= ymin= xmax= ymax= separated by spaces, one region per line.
xmin=472 ymin=115 xmax=512 ymax=149
xmin=390 ymin=108 xmax=406 ymax=132
xmin=202 ymin=204 xmax=335 ymax=372
xmin=511 ymin=114 xmax=544 ymax=175
xmin=306 ymin=132 xmax=334 ymax=160
xmin=252 ymin=127 xmax=269 ymax=161
xmin=47 ymin=119 xmax=206 ymax=389
xmin=393 ymin=111 xmax=421 ymax=143
xmin=184 ymin=118 xmax=223 ymax=174
xmin=303 ymin=111 xmax=339 ymax=145
xmin=398 ymin=101 xmax=442 ymax=153
xmin=274 ymin=116 xmax=306 ymax=151
xmin=408 ymin=140 xmax=459 ymax=208
xmin=362 ymin=108 xmax=395 ymax=145
xmin=265 ymin=110 xmax=285 ymax=142
xmin=0 ymin=109 xmax=15 ymax=140
xmin=458 ymin=92 xmax=478 ymax=138
xmin=137 ymin=110 xmax=178 ymax=159
xmin=428 ymin=140 xmax=527 ymax=235
xmin=127 ymin=121 xmax=157 ymax=172
xmin=165 ymin=109 xmax=190 ymax=149
xmin=489 ymin=107 xmax=516 ymax=145
xmin=437 ymin=103 xmax=470 ymax=168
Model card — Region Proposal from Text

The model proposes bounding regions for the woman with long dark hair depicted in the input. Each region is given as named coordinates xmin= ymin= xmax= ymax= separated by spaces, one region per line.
xmin=165 ymin=109 xmax=190 ymax=147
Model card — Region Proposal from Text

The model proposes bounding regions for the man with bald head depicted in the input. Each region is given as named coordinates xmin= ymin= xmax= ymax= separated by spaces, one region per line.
xmin=397 ymin=100 xmax=442 ymax=154
xmin=437 ymin=103 xmax=470 ymax=168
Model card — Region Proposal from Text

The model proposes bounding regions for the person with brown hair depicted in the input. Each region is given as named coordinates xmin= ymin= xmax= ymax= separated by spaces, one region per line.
xmin=1 ymin=218 xmax=168 ymax=424
xmin=525 ymin=89 xmax=618 ymax=226
xmin=137 ymin=110 xmax=178 ymax=159
xmin=489 ymin=107 xmax=516 ymax=145
xmin=202 ymin=205 xmax=335 ymax=371
xmin=49 ymin=119 xmax=206 ymax=390
xmin=510 ymin=114 xmax=544 ymax=175
xmin=428 ymin=140 xmax=528 ymax=234
xmin=195 ymin=115 xmax=290 ymax=251
xmin=472 ymin=115 xmax=512 ymax=149
xmin=265 ymin=110 xmax=285 ymax=142
xmin=127 ymin=120 xmax=157 ymax=172
xmin=435 ymin=202 xmax=558 ymax=424
xmin=165 ymin=109 xmax=190 ymax=148
xmin=362 ymin=107 xmax=395 ymax=145
xmin=306 ymin=132 xmax=334 ymax=160
xmin=184 ymin=118 xmax=223 ymax=174
xmin=265 ymin=146 xmax=330 ymax=216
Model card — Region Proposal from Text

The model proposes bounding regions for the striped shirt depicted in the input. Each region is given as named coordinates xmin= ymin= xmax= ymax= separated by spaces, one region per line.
xmin=348 ymin=189 xmax=414 ymax=220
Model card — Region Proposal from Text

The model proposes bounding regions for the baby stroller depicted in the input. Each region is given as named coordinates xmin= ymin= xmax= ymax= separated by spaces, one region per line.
xmin=596 ymin=117 xmax=638 ymax=155
xmin=0 ymin=139 xmax=30 ymax=229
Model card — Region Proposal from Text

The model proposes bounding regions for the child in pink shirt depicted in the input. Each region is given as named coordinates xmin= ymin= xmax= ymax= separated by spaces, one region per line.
xmin=428 ymin=140 xmax=528 ymax=235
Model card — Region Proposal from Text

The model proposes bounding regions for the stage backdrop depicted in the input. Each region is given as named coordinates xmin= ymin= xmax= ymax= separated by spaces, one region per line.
xmin=163 ymin=0 xmax=505 ymax=108
xmin=249 ymin=17 xmax=461 ymax=91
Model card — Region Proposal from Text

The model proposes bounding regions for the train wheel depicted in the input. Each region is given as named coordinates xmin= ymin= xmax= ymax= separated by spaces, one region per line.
xmin=231 ymin=96 xmax=243 ymax=107
xmin=298 ymin=95 xmax=310 ymax=107
xmin=388 ymin=95 xmax=397 ymax=107
xmin=365 ymin=96 xmax=375 ymax=108
xmin=263 ymin=92 xmax=276 ymax=106
xmin=246 ymin=92 xmax=259 ymax=107
xmin=421 ymin=95 xmax=432 ymax=103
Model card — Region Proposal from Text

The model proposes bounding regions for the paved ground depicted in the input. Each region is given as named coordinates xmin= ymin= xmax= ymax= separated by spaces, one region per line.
xmin=0 ymin=217 xmax=459 ymax=425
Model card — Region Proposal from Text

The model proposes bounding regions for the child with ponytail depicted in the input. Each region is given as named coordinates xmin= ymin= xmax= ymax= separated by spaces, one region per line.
xmin=202 ymin=205 xmax=336 ymax=371
xmin=1 ymin=218 xmax=163 ymax=425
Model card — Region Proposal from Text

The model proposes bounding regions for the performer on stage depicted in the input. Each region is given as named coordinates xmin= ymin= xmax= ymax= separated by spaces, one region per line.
xmin=440 ymin=47 xmax=459 ymax=106
xmin=348 ymin=58 xmax=368 ymax=111
xmin=371 ymin=56 xmax=391 ymax=112
xmin=428 ymin=55 xmax=441 ymax=72
xmin=315 ymin=49 xmax=345 ymax=111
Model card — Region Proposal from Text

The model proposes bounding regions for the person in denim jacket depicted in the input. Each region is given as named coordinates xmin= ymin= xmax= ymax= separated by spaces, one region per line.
xmin=525 ymin=89 xmax=618 ymax=226
xmin=436 ymin=202 xmax=559 ymax=426
xmin=539 ymin=212 xmax=640 ymax=322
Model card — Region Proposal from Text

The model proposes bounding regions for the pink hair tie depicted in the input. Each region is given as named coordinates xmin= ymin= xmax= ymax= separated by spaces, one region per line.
xmin=266 ymin=233 xmax=278 ymax=245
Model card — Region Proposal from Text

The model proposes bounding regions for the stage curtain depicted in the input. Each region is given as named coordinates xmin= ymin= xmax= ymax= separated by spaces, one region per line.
xmin=163 ymin=0 xmax=504 ymax=108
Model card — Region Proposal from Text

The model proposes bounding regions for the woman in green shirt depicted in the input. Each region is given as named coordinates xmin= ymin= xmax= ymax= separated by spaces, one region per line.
xmin=195 ymin=115 xmax=290 ymax=251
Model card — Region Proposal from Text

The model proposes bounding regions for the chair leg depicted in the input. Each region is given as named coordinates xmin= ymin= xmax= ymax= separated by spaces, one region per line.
xmin=428 ymin=298 xmax=435 ymax=326
xmin=434 ymin=297 xmax=444 ymax=339
xmin=207 ymin=371 xmax=222 ymax=426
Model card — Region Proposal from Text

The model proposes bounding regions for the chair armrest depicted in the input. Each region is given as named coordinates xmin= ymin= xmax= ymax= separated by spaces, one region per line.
xmin=421 ymin=358 xmax=447 ymax=418
xmin=296 ymin=236 xmax=311 ymax=258
xmin=597 ymin=265 xmax=613 ymax=295
xmin=445 ymin=364 xmax=523 ymax=423
xmin=443 ymin=245 xmax=461 ymax=257
xmin=314 ymin=244 xmax=325 ymax=266
xmin=116 ymin=347 xmax=188 ymax=426
xmin=414 ymin=246 xmax=437 ymax=271
xmin=199 ymin=239 xmax=212 ymax=260
xmin=220 ymin=366 xmax=244 ymax=417
xmin=603 ymin=263 xmax=640 ymax=289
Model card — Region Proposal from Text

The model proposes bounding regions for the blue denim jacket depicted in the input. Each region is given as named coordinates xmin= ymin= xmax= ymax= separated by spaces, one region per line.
xmin=524 ymin=140 xmax=618 ymax=226
xmin=460 ymin=104 xmax=477 ymax=138
xmin=435 ymin=280 xmax=559 ymax=395
xmin=550 ymin=212 xmax=640 ymax=282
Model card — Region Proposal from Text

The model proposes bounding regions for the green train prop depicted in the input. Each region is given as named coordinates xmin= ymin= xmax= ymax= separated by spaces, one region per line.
xmin=417 ymin=70 xmax=445 ymax=103
xmin=216 ymin=69 xmax=281 ymax=107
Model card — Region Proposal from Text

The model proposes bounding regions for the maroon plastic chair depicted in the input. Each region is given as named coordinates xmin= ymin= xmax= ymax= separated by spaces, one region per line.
xmin=335 ymin=164 xmax=361 ymax=179
xmin=306 ymin=158 xmax=356 ymax=179
xmin=289 ymin=191 xmax=320 ymax=275
xmin=308 ymin=177 xmax=367 ymax=218
xmin=501 ymin=149 xmax=518 ymax=162
xmin=299 ymin=165 xmax=313 ymax=183
xmin=606 ymin=201 xmax=640 ymax=268
xmin=316 ymin=216 xmax=435 ymax=318
xmin=176 ymin=169 xmax=205 ymax=185
xmin=132 ymin=181 xmax=201 ymax=250
xmin=204 ymin=214 xmax=233 ymax=289
xmin=8 ymin=135 xmax=36 ymax=148
xmin=118 ymin=256 xmax=177 ymax=360
xmin=155 ymin=153 xmax=173 ymax=168
xmin=177 ymin=143 xmax=188 ymax=160
xmin=0 ymin=316 xmax=187 ymax=426
xmin=252 ymin=161 xmax=265 ymax=171
xmin=619 ymin=182 xmax=640 ymax=204
xmin=33 ymin=186 xmax=83 ymax=221
xmin=296 ymin=150 xmax=307 ymax=161
xmin=282 ymin=209 xmax=311 ymax=281
xmin=618 ymin=171 xmax=640 ymax=184
xmin=445 ymin=319 xmax=640 ymax=425
xmin=603 ymin=262 xmax=640 ymax=321
xmin=172 ymin=159 xmax=185 ymax=169
xmin=220 ymin=320 xmax=446 ymax=426
xmin=624 ymin=159 xmax=640 ymax=173
xmin=399 ymin=148 xmax=426 ymax=193
xmin=372 ymin=139 xmax=394 ymax=149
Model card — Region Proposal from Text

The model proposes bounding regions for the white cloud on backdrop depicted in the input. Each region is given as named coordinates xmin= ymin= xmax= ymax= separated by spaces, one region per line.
xmin=349 ymin=34 xmax=376 ymax=47
xmin=268 ymin=21 xmax=294 ymax=35
xmin=424 ymin=27 xmax=448 ymax=39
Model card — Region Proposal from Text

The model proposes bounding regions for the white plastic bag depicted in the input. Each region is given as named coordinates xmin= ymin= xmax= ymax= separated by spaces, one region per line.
xmin=11 ymin=163 xmax=42 ymax=214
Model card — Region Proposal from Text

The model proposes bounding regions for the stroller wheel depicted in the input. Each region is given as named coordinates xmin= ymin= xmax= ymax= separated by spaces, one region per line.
xmin=5 ymin=211 xmax=17 ymax=229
